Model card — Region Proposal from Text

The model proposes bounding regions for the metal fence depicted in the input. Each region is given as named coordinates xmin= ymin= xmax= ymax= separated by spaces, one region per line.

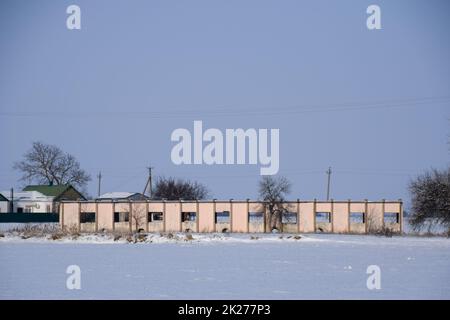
xmin=0 ymin=213 xmax=59 ymax=223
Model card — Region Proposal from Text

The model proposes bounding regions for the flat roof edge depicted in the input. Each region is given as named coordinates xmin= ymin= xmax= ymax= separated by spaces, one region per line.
xmin=60 ymin=199 xmax=402 ymax=203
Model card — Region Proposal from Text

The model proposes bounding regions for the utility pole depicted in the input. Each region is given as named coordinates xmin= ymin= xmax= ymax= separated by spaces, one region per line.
xmin=147 ymin=166 xmax=153 ymax=198
xmin=97 ymin=171 xmax=102 ymax=197
xmin=10 ymin=188 xmax=14 ymax=213
xmin=143 ymin=166 xmax=153 ymax=198
xmin=326 ymin=167 xmax=332 ymax=201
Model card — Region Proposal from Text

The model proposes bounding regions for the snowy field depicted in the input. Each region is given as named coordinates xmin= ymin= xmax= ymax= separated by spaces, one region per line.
xmin=1 ymin=229 xmax=449 ymax=299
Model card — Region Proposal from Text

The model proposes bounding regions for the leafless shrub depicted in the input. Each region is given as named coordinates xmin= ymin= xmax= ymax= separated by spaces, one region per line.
xmin=153 ymin=176 xmax=209 ymax=200
xmin=409 ymin=167 xmax=450 ymax=232
xmin=131 ymin=204 xmax=147 ymax=232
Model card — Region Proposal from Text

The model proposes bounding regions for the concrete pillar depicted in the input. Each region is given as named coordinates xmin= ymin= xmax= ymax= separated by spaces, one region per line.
xmin=347 ymin=199 xmax=351 ymax=232
xmin=129 ymin=201 xmax=132 ymax=232
xmin=112 ymin=202 xmax=116 ymax=232
xmin=61 ymin=202 xmax=65 ymax=231
xmin=146 ymin=201 xmax=149 ymax=232
xmin=213 ymin=199 xmax=216 ymax=232
xmin=77 ymin=202 xmax=81 ymax=232
xmin=196 ymin=200 xmax=199 ymax=232
xmin=364 ymin=199 xmax=368 ymax=234
xmin=330 ymin=199 xmax=334 ymax=233
xmin=163 ymin=200 xmax=166 ymax=232
xmin=95 ymin=201 xmax=98 ymax=232
xmin=313 ymin=199 xmax=317 ymax=233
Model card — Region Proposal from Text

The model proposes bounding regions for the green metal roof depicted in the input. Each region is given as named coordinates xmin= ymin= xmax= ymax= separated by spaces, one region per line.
xmin=0 ymin=193 xmax=8 ymax=201
xmin=22 ymin=185 xmax=71 ymax=197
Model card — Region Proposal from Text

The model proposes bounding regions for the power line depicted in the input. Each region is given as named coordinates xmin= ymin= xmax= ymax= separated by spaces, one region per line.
xmin=0 ymin=95 xmax=448 ymax=119
xmin=108 ymin=173 xmax=144 ymax=192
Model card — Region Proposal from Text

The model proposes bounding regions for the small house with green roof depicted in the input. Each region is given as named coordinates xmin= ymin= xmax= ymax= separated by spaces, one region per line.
xmin=19 ymin=184 xmax=86 ymax=213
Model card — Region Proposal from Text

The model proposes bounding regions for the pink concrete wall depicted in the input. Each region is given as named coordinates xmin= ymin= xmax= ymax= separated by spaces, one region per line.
xmin=285 ymin=203 xmax=297 ymax=212
xmin=315 ymin=203 xmax=332 ymax=213
xmin=332 ymin=202 xmax=349 ymax=233
xmin=232 ymin=202 xmax=248 ymax=232
xmin=384 ymin=202 xmax=400 ymax=212
xmin=165 ymin=202 xmax=181 ymax=232
xmin=80 ymin=222 xmax=95 ymax=232
xmin=181 ymin=202 xmax=197 ymax=212
xmin=114 ymin=202 xmax=130 ymax=213
xmin=249 ymin=222 xmax=264 ymax=233
xmin=148 ymin=222 xmax=164 ymax=232
xmin=299 ymin=202 xmax=315 ymax=233
xmin=62 ymin=203 xmax=79 ymax=230
xmin=148 ymin=203 xmax=164 ymax=212
xmin=350 ymin=203 xmax=366 ymax=213
xmin=215 ymin=202 xmax=231 ymax=212
xmin=98 ymin=203 xmax=113 ymax=231
xmin=367 ymin=203 xmax=384 ymax=231
xmin=198 ymin=202 xmax=215 ymax=232
xmin=114 ymin=222 xmax=130 ymax=232
xmin=80 ymin=203 xmax=96 ymax=212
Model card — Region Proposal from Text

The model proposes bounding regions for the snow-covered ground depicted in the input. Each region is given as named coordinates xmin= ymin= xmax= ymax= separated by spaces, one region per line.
xmin=1 ymin=229 xmax=449 ymax=299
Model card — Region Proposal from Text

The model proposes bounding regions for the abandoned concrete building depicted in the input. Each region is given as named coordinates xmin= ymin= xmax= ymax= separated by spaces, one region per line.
xmin=60 ymin=199 xmax=403 ymax=234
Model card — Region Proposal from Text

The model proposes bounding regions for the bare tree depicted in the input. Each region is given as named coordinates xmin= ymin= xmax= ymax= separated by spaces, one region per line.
xmin=153 ymin=177 xmax=209 ymax=200
xmin=13 ymin=141 xmax=91 ymax=190
xmin=409 ymin=167 xmax=450 ymax=234
xmin=131 ymin=204 xmax=147 ymax=232
xmin=258 ymin=176 xmax=291 ymax=232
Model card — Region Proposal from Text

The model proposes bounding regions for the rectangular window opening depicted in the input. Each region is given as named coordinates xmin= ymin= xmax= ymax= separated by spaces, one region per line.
xmin=350 ymin=212 xmax=365 ymax=224
xmin=248 ymin=212 xmax=264 ymax=223
xmin=182 ymin=212 xmax=196 ymax=222
xmin=215 ymin=211 xmax=230 ymax=223
xmin=384 ymin=212 xmax=399 ymax=224
xmin=148 ymin=212 xmax=163 ymax=222
xmin=114 ymin=212 xmax=129 ymax=223
xmin=316 ymin=212 xmax=331 ymax=223
xmin=282 ymin=212 xmax=297 ymax=224
xmin=80 ymin=212 xmax=95 ymax=223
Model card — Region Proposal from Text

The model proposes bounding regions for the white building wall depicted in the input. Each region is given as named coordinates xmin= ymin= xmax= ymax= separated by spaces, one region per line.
xmin=1 ymin=191 xmax=55 ymax=213
xmin=0 ymin=201 xmax=8 ymax=213
xmin=14 ymin=200 xmax=54 ymax=213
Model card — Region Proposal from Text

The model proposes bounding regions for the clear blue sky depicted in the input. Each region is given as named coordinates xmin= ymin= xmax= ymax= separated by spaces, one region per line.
xmin=0 ymin=0 xmax=449 ymax=206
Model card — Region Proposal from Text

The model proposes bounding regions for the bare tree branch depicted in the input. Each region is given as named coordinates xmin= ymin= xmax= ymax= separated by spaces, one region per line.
xmin=409 ymin=166 xmax=450 ymax=233
xmin=13 ymin=141 xmax=91 ymax=190
xmin=258 ymin=176 xmax=292 ymax=232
